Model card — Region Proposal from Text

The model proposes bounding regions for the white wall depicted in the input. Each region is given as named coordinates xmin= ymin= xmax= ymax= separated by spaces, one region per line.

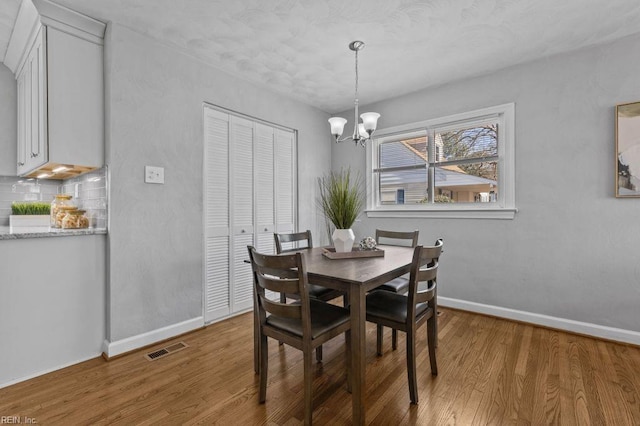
xmin=104 ymin=25 xmax=331 ymax=345
xmin=0 ymin=63 xmax=16 ymax=176
xmin=0 ymin=235 xmax=106 ymax=387
xmin=334 ymin=33 xmax=640 ymax=338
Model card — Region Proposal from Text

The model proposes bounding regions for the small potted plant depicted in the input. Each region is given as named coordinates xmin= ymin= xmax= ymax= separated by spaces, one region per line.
xmin=317 ymin=168 xmax=365 ymax=252
xmin=10 ymin=201 xmax=51 ymax=228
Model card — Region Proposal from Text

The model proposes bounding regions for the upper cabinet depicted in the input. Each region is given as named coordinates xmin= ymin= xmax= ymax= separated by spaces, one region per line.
xmin=4 ymin=0 xmax=105 ymax=179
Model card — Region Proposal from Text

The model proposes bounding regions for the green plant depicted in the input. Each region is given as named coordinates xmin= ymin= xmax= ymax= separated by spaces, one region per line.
xmin=434 ymin=194 xmax=454 ymax=203
xmin=11 ymin=202 xmax=50 ymax=215
xmin=317 ymin=168 xmax=365 ymax=229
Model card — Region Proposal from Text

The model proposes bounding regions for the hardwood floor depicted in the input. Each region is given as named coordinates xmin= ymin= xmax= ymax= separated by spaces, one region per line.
xmin=1 ymin=308 xmax=639 ymax=425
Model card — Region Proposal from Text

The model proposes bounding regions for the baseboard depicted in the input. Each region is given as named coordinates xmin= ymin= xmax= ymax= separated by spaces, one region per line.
xmin=103 ymin=316 xmax=204 ymax=358
xmin=0 ymin=353 xmax=101 ymax=389
xmin=438 ymin=297 xmax=640 ymax=346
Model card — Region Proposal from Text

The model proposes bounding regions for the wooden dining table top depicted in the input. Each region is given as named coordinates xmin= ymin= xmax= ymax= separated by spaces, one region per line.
xmin=301 ymin=245 xmax=415 ymax=290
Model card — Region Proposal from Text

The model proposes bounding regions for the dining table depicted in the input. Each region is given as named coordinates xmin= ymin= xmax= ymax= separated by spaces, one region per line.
xmin=252 ymin=244 xmax=416 ymax=425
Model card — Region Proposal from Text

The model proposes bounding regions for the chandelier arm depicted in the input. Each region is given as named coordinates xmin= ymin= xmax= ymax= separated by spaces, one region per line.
xmin=335 ymin=135 xmax=354 ymax=143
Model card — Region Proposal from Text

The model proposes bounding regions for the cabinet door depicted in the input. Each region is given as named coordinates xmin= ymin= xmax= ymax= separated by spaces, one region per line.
xmin=275 ymin=128 xmax=296 ymax=234
xmin=229 ymin=115 xmax=254 ymax=313
xmin=255 ymin=123 xmax=275 ymax=248
xmin=25 ymin=27 xmax=47 ymax=173
xmin=203 ymin=107 xmax=231 ymax=322
xmin=203 ymin=107 xmax=297 ymax=321
xmin=255 ymin=123 xmax=278 ymax=300
xmin=16 ymin=66 xmax=28 ymax=174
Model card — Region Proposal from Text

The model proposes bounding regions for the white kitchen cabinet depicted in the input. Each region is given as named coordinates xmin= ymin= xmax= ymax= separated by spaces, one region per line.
xmin=16 ymin=26 xmax=46 ymax=175
xmin=6 ymin=0 xmax=105 ymax=179
xmin=203 ymin=106 xmax=297 ymax=323
xmin=0 ymin=234 xmax=106 ymax=387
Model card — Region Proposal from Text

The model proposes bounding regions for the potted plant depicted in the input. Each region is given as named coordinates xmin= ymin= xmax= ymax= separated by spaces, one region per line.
xmin=10 ymin=201 xmax=51 ymax=228
xmin=317 ymin=168 xmax=365 ymax=252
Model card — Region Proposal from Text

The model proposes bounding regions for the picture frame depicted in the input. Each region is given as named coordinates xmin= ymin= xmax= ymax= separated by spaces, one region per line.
xmin=616 ymin=101 xmax=640 ymax=197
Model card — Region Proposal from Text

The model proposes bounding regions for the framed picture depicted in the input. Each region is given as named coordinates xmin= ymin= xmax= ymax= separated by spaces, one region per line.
xmin=616 ymin=101 xmax=640 ymax=197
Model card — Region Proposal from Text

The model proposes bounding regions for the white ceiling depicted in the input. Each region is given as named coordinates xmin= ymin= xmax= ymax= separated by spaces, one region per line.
xmin=2 ymin=0 xmax=640 ymax=113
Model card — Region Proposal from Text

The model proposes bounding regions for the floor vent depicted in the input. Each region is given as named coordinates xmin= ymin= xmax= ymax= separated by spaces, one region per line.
xmin=144 ymin=341 xmax=189 ymax=361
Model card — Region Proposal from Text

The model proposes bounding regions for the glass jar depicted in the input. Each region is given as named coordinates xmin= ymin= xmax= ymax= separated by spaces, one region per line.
xmin=61 ymin=209 xmax=89 ymax=229
xmin=56 ymin=206 xmax=78 ymax=228
xmin=50 ymin=194 xmax=74 ymax=228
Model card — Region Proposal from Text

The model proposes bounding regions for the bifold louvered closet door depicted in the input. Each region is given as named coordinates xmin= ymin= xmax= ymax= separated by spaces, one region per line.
xmin=203 ymin=105 xmax=297 ymax=323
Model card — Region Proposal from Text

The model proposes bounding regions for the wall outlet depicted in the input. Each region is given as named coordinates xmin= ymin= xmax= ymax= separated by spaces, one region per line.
xmin=145 ymin=166 xmax=164 ymax=184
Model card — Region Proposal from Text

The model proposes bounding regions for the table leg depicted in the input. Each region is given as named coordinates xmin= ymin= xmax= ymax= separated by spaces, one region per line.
xmin=350 ymin=283 xmax=366 ymax=425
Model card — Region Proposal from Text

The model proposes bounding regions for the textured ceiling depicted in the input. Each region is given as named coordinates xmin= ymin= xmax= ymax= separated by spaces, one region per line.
xmin=2 ymin=0 xmax=640 ymax=113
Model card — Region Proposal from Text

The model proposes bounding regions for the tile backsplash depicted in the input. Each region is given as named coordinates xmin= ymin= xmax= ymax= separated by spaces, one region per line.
xmin=0 ymin=167 xmax=108 ymax=228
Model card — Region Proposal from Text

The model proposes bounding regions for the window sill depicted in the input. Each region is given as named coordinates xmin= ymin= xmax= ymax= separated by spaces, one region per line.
xmin=365 ymin=207 xmax=517 ymax=220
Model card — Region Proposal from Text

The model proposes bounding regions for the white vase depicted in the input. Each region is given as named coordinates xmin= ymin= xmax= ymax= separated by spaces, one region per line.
xmin=332 ymin=228 xmax=355 ymax=253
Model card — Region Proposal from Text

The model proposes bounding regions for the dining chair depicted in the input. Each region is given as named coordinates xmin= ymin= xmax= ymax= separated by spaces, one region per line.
xmin=365 ymin=244 xmax=440 ymax=404
xmin=247 ymin=246 xmax=351 ymax=425
xmin=275 ymin=230 xmax=347 ymax=362
xmin=374 ymin=229 xmax=420 ymax=350
xmin=374 ymin=229 xmax=420 ymax=294
xmin=274 ymin=230 xmax=345 ymax=302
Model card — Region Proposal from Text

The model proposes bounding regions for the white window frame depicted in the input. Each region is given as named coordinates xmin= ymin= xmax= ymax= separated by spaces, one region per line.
xmin=366 ymin=103 xmax=516 ymax=219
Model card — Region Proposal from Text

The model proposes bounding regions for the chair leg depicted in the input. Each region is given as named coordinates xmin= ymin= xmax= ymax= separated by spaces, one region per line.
xmin=259 ymin=332 xmax=268 ymax=403
xmin=376 ymin=324 xmax=383 ymax=356
xmin=406 ymin=329 xmax=418 ymax=404
xmin=434 ymin=292 xmax=439 ymax=348
xmin=427 ymin=315 xmax=438 ymax=376
xmin=315 ymin=346 xmax=323 ymax=363
xmin=342 ymin=293 xmax=349 ymax=307
xmin=303 ymin=349 xmax=313 ymax=425
xmin=345 ymin=330 xmax=352 ymax=393
xmin=253 ymin=302 xmax=260 ymax=375
xmin=278 ymin=293 xmax=286 ymax=346
xmin=392 ymin=329 xmax=398 ymax=350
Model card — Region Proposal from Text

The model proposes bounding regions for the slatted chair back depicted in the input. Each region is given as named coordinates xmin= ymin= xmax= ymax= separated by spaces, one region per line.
xmin=420 ymin=238 xmax=443 ymax=267
xmin=375 ymin=229 xmax=419 ymax=247
xmin=274 ymin=230 xmax=313 ymax=254
xmin=406 ymin=242 xmax=443 ymax=321
xmin=247 ymin=246 xmax=311 ymax=333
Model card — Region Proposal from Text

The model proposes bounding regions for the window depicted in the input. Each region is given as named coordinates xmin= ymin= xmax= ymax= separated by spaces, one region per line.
xmin=366 ymin=103 xmax=516 ymax=219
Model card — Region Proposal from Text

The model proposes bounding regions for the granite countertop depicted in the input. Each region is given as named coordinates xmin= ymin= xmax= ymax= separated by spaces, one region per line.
xmin=0 ymin=226 xmax=107 ymax=240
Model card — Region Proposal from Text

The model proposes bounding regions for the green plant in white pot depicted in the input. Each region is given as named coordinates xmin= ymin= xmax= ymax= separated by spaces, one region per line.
xmin=10 ymin=201 xmax=51 ymax=228
xmin=317 ymin=168 xmax=365 ymax=252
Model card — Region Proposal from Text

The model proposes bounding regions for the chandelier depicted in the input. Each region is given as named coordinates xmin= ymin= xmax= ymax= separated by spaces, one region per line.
xmin=328 ymin=41 xmax=380 ymax=147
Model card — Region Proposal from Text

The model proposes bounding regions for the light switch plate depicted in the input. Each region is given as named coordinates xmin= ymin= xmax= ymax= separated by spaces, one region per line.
xmin=145 ymin=166 xmax=164 ymax=184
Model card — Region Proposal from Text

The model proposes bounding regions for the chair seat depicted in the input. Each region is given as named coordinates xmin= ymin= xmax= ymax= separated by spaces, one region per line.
xmin=266 ymin=299 xmax=350 ymax=339
xmin=366 ymin=290 xmax=429 ymax=324
xmin=308 ymin=284 xmax=338 ymax=299
xmin=376 ymin=276 xmax=409 ymax=294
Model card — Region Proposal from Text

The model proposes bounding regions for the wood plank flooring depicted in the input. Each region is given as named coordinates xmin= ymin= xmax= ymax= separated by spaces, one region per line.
xmin=1 ymin=308 xmax=639 ymax=425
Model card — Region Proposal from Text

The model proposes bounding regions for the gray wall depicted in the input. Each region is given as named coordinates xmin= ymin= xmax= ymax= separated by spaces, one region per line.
xmin=0 ymin=63 xmax=16 ymax=176
xmin=334 ymin=33 xmax=640 ymax=333
xmin=105 ymin=25 xmax=331 ymax=342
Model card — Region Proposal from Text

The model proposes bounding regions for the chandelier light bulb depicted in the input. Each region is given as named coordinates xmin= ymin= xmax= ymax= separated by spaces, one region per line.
xmin=328 ymin=117 xmax=347 ymax=139
xmin=360 ymin=112 xmax=380 ymax=135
